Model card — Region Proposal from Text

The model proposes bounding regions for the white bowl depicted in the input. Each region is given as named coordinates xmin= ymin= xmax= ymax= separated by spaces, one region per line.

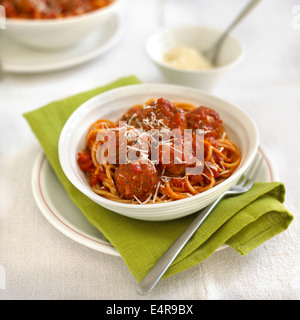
xmin=59 ymin=84 xmax=258 ymax=221
xmin=146 ymin=26 xmax=244 ymax=92
xmin=4 ymin=0 xmax=120 ymax=50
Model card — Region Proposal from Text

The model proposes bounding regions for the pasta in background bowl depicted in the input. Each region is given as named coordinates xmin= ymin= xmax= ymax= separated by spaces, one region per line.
xmin=3 ymin=0 xmax=120 ymax=49
xmin=59 ymin=84 xmax=259 ymax=221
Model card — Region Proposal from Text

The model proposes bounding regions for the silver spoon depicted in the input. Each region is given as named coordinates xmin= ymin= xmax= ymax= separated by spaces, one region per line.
xmin=203 ymin=0 xmax=263 ymax=66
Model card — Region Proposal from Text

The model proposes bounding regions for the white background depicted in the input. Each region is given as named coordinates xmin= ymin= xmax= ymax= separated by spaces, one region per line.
xmin=0 ymin=0 xmax=299 ymax=299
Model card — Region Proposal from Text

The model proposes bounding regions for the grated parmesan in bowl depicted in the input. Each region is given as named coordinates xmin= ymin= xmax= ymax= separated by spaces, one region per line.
xmin=163 ymin=46 xmax=213 ymax=71
xmin=147 ymin=26 xmax=244 ymax=90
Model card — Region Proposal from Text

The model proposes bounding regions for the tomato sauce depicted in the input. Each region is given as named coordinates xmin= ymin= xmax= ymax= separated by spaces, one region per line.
xmin=1 ymin=0 xmax=113 ymax=19
xmin=77 ymin=150 xmax=94 ymax=173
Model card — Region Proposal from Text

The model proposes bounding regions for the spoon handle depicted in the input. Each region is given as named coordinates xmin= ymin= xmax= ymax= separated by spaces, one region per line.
xmin=222 ymin=0 xmax=263 ymax=36
xmin=210 ymin=0 xmax=263 ymax=64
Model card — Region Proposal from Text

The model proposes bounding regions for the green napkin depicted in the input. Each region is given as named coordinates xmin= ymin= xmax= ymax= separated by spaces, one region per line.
xmin=24 ymin=75 xmax=293 ymax=282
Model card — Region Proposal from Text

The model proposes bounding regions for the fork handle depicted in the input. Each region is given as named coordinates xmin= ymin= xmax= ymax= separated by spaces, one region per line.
xmin=136 ymin=194 xmax=225 ymax=295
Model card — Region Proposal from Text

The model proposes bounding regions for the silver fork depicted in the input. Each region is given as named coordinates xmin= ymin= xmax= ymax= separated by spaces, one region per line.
xmin=137 ymin=154 xmax=263 ymax=295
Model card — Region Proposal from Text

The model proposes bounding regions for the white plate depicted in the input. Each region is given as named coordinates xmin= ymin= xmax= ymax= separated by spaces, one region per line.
xmin=31 ymin=146 xmax=278 ymax=257
xmin=0 ymin=13 xmax=123 ymax=74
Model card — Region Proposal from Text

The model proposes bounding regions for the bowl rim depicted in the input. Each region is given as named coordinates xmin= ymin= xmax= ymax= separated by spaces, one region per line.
xmin=146 ymin=25 xmax=244 ymax=74
xmin=59 ymin=83 xmax=259 ymax=209
xmin=5 ymin=0 xmax=119 ymax=26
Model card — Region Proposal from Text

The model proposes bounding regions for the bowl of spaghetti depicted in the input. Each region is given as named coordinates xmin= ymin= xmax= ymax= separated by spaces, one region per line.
xmin=59 ymin=84 xmax=259 ymax=221
xmin=1 ymin=0 xmax=120 ymax=49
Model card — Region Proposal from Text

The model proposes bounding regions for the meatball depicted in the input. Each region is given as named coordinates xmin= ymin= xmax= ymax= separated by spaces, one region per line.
xmin=187 ymin=106 xmax=223 ymax=138
xmin=118 ymin=105 xmax=143 ymax=128
xmin=114 ymin=160 xmax=158 ymax=202
xmin=141 ymin=98 xmax=187 ymax=131
xmin=157 ymin=144 xmax=186 ymax=177
xmin=157 ymin=131 xmax=203 ymax=177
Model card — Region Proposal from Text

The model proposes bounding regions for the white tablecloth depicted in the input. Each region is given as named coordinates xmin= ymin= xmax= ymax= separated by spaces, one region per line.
xmin=0 ymin=0 xmax=299 ymax=300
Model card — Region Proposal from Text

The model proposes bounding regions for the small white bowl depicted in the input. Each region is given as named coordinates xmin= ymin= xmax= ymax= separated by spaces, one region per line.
xmin=146 ymin=26 xmax=244 ymax=92
xmin=59 ymin=84 xmax=258 ymax=221
xmin=5 ymin=0 xmax=120 ymax=50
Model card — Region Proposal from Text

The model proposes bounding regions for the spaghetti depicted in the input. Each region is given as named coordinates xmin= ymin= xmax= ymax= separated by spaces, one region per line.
xmin=77 ymin=98 xmax=241 ymax=204
xmin=1 ymin=0 xmax=113 ymax=19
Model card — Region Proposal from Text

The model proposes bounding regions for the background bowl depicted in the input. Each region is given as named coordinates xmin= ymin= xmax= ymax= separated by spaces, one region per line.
xmin=4 ymin=0 xmax=120 ymax=50
xmin=59 ymin=84 xmax=259 ymax=221
xmin=146 ymin=26 xmax=244 ymax=92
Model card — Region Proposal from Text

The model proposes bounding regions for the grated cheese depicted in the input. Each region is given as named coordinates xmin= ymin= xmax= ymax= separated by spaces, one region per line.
xmin=163 ymin=46 xmax=213 ymax=70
